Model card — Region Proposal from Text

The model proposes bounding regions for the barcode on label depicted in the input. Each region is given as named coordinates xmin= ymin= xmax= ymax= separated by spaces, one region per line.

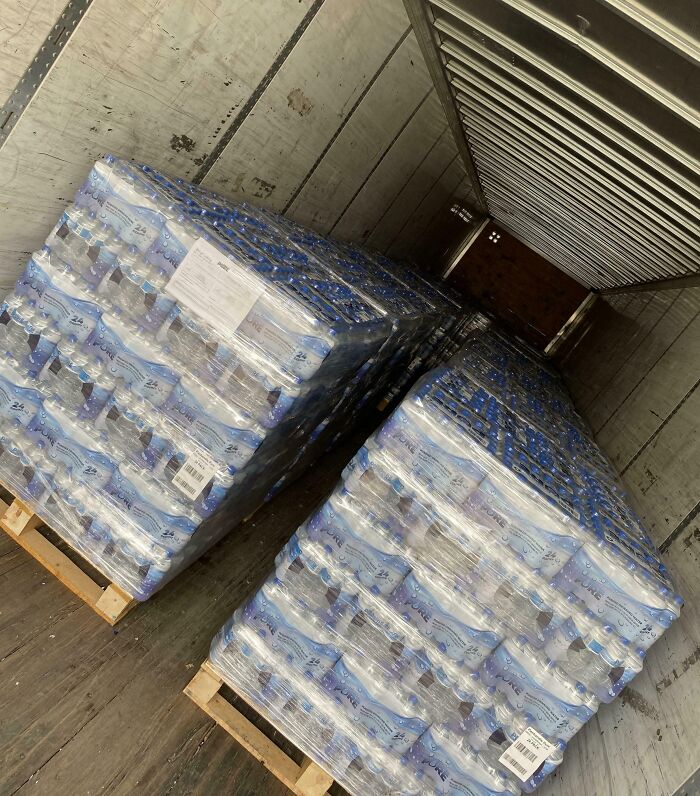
xmin=172 ymin=477 xmax=199 ymax=499
xmin=498 ymin=727 xmax=556 ymax=782
xmin=182 ymin=463 xmax=205 ymax=483
xmin=501 ymin=754 xmax=527 ymax=775
xmin=171 ymin=452 xmax=219 ymax=500
xmin=514 ymin=741 xmax=538 ymax=762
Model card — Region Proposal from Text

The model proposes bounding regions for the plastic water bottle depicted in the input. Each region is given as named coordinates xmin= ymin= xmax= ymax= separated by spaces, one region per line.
xmin=0 ymin=433 xmax=28 ymax=482
xmin=321 ymin=654 xmax=430 ymax=755
xmin=38 ymin=351 xmax=89 ymax=414
xmin=274 ymin=536 xmax=346 ymax=619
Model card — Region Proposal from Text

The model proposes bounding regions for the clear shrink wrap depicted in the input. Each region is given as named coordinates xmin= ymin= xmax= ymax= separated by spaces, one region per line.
xmin=0 ymin=155 xmax=442 ymax=601
xmin=208 ymin=328 xmax=681 ymax=795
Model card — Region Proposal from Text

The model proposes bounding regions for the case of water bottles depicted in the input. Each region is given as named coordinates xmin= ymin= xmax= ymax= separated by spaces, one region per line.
xmin=0 ymin=154 xmax=458 ymax=603
xmin=208 ymin=327 xmax=682 ymax=795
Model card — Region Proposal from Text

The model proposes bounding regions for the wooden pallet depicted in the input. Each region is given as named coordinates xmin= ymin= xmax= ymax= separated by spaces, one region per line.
xmin=0 ymin=486 xmax=137 ymax=625
xmin=185 ymin=660 xmax=335 ymax=796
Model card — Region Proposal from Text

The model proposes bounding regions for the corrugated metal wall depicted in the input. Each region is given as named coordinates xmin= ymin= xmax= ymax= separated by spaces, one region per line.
xmin=404 ymin=0 xmax=700 ymax=290
xmin=0 ymin=0 xmax=480 ymax=292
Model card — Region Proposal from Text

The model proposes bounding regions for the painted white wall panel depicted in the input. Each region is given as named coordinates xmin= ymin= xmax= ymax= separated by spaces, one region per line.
xmin=585 ymin=291 xmax=680 ymax=433
xmin=555 ymin=283 xmax=700 ymax=794
xmin=387 ymin=159 xmax=466 ymax=258
xmin=330 ymin=89 xmax=445 ymax=243
xmin=0 ymin=0 xmax=472 ymax=290
xmin=285 ymin=32 xmax=434 ymax=234
xmin=367 ymin=126 xmax=457 ymax=252
xmin=0 ymin=0 xmax=66 ymax=104
xmin=201 ymin=0 xmax=410 ymax=212
xmin=565 ymin=286 xmax=700 ymax=546
xmin=0 ymin=0 xmax=316 ymax=289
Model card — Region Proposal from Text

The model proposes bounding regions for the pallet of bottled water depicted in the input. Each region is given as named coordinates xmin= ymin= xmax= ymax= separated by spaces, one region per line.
xmin=0 ymin=154 xmax=463 ymax=605
xmin=205 ymin=327 xmax=682 ymax=795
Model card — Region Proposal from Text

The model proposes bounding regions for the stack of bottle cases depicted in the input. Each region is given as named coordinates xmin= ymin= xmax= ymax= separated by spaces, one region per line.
xmin=0 ymin=155 xmax=460 ymax=602
xmin=209 ymin=327 xmax=682 ymax=795
xmin=379 ymin=307 xmax=491 ymax=411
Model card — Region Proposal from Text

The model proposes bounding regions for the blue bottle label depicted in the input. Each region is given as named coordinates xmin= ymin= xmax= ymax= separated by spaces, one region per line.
xmin=242 ymin=590 xmax=341 ymax=677
xmin=554 ymin=548 xmax=669 ymax=648
xmin=84 ymin=319 xmax=179 ymax=407
xmin=0 ymin=372 xmax=43 ymax=428
xmin=306 ymin=503 xmax=410 ymax=596
xmin=391 ymin=573 xmax=500 ymax=668
xmin=162 ymin=381 xmax=262 ymax=470
xmin=104 ymin=468 xmax=195 ymax=550
xmin=481 ymin=644 xmax=593 ymax=741
xmin=322 ymin=658 xmax=428 ymax=753
xmin=469 ymin=477 xmax=581 ymax=576
xmin=25 ymin=409 xmax=115 ymax=488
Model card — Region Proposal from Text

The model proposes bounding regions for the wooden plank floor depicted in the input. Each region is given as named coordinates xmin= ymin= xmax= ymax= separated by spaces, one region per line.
xmin=0 ymin=427 xmax=370 ymax=796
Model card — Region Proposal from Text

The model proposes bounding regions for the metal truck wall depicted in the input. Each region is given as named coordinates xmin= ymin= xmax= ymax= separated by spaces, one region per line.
xmin=537 ymin=283 xmax=700 ymax=796
xmin=0 ymin=0 xmax=481 ymax=292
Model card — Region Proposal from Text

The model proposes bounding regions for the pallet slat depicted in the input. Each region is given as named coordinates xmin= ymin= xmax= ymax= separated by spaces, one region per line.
xmin=296 ymin=757 xmax=335 ymax=796
xmin=185 ymin=660 xmax=335 ymax=796
xmin=0 ymin=496 xmax=39 ymax=535
xmin=0 ymin=485 xmax=137 ymax=625
xmin=0 ymin=471 xmax=267 ymax=626
xmin=94 ymin=584 xmax=137 ymax=624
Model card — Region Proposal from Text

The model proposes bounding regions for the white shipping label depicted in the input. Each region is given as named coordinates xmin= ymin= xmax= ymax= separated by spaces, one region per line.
xmin=171 ymin=449 xmax=220 ymax=500
xmin=498 ymin=727 xmax=556 ymax=782
xmin=165 ymin=238 xmax=264 ymax=336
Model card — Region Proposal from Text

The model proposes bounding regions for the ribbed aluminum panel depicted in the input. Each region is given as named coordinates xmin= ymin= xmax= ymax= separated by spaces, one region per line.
xmin=404 ymin=0 xmax=700 ymax=289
